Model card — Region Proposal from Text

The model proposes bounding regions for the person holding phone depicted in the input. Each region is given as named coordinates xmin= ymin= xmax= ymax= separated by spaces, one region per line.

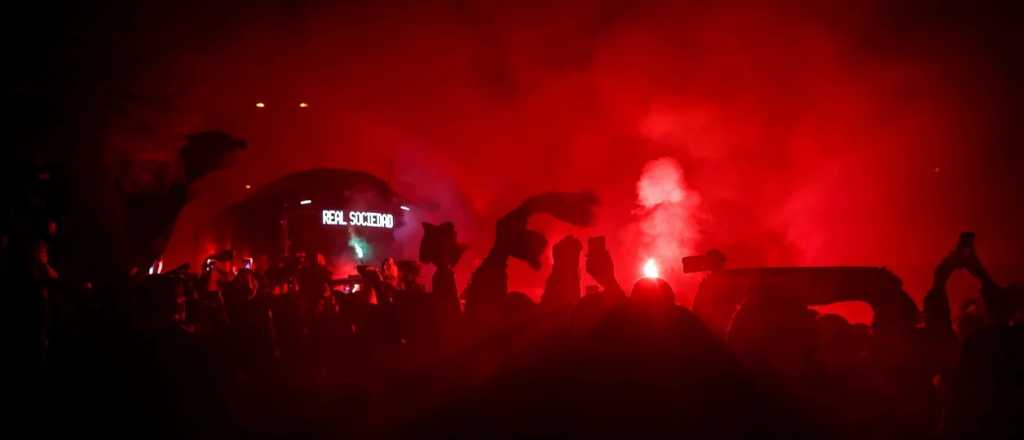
xmin=541 ymin=236 xmax=583 ymax=311
xmin=924 ymin=232 xmax=1014 ymax=339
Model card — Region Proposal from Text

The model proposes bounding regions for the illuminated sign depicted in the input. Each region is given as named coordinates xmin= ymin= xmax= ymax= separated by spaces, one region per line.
xmin=322 ymin=209 xmax=394 ymax=229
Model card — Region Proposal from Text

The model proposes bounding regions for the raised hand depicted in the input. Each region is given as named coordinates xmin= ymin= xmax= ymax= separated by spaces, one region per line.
xmin=419 ymin=221 xmax=466 ymax=269
xmin=585 ymin=236 xmax=620 ymax=293
xmin=552 ymin=235 xmax=583 ymax=267
xmin=932 ymin=254 xmax=958 ymax=289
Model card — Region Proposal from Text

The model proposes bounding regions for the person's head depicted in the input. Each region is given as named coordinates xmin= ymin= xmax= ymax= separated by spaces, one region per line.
xmin=220 ymin=259 xmax=235 ymax=276
xmin=397 ymin=260 xmax=422 ymax=289
xmin=207 ymin=249 xmax=234 ymax=269
xmin=381 ymin=257 xmax=399 ymax=284
xmin=630 ymin=277 xmax=675 ymax=308
xmin=231 ymin=268 xmax=258 ymax=294
xmin=420 ymin=221 xmax=465 ymax=268
xmin=816 ymin=313 xmax=851 ymax=338
xmin=729 ymin=296 xmax=820 ymax=377
xmin=552 ymin=235 xmax=583 ymax=266
xmin=815 ymin=313 xmax=868 ymax=368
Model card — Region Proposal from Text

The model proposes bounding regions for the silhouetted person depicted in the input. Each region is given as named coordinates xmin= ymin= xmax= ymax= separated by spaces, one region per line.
xmin=465 ymin=191 xmax=598 ymax=325
xmin=541 ymin=236 xmax=583 ymax=313
xmin=194 ymin=253 xmax=231 ymax=334
xmin=942 ymin=235 xmax=1024 ymax=437
xmin=463 ymin=212 xmax=517 ymax=327
xmin=120 ymin=274 xmax=230 ymax=436
xmin=223 ymin=266 xmax=273 ymax=380
xmin=420 ymin=222 xmax=464 ymax=353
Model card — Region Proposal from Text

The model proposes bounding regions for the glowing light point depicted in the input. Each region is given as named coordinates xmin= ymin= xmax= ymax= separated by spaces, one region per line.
xmin=400 ymin=205 xmax=411 ymax=211
xmin=643 ymin=258 xmax=659 ymax=279
xmin=298 ymin=102 xmax=309 ymax=108
xmin=299 ymin=199 xmax=312 ymax=205
xmin=244 ymin=184 xmax=252 ymax=190
xmin=255 ymin=102 xmax=265 ymax=108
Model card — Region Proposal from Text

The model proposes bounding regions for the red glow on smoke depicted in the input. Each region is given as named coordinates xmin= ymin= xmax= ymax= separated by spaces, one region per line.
xmin=633 ymin=157 xmax=701 ymax=284
xmin=102 ymin=1 xmax=1019 ymax=305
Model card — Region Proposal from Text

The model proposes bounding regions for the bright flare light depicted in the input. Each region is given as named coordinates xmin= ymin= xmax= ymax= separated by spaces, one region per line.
xmin=399 ymin=205 xmax=411 ymax=211
xmin=299 ymin=199 xmax=312 ymax=205
xmin=298 ymin=102 xmax=309 ymax=108
xmin=255 ymin=102 xmax=265 ymax=108
xmin=643 ymin=258 xmax=659 ymax=279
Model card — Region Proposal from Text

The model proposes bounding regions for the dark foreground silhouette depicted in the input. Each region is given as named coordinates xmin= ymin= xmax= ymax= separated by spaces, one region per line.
xmin=7 ymin=136 xmax=1023 ymax=438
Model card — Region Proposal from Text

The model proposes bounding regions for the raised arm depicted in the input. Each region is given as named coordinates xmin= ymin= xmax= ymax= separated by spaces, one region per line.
xmin=463 ymin=212 xmax=520 ymax=316
xmin=962 ymin=246 xmax=1012 ymax=326
xmin=541 ymin=236 xmax=582 ymax=310
xmin=585 ymin=237 xmax=624 ymax=298
xmin=923 ymin=255 xmax=956 ymax=342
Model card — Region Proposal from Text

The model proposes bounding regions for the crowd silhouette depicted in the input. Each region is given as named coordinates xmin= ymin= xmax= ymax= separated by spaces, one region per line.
xmin=6 ymin=137 xmax=1023 ymax=438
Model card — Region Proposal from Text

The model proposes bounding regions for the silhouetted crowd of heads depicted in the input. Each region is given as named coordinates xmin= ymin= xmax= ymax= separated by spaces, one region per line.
xmin=6 ymin=156 xmax=1023 ymax=438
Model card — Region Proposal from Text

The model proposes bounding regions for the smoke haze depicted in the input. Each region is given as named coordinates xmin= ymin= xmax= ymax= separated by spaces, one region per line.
xmin=27 ymin=0 xmax=1022 ymax=303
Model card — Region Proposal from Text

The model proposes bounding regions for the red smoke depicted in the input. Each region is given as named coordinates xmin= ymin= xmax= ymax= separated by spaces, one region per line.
xmin=97 ymin=1 xmax=1022 ymax=307
xmin=633 ymin=157 xmax=701 ymax=298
